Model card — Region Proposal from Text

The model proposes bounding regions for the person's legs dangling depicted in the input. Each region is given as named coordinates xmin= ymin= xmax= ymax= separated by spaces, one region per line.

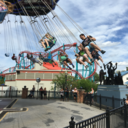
xmin=67 ymin=58 xmax=74 ymax=68
xmin=83 ymin=54 xmax=92 ymax=65
xmin=41 ymin=41 xmax=47 ymax=49
xmin=84 ymin=47 xmax=94 ymax=62
xmin=63 ymin=61 xmax=72 ymax=70
xmin=90 ymin=42 xmax=106 ymax=54
xmin=44 ymin=39 xmax=50 ymax=48
xmin=95 ymin=59 xmax=101 ymax=67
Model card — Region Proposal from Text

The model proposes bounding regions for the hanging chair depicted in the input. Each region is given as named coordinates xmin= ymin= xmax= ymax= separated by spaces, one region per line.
xmin=5 ymin=53 xmax=9 ymax=57
xmin=39 ymin=34 xmax=57 ymax=52
xmin=19 ymin=54 xmax=22 ymax=57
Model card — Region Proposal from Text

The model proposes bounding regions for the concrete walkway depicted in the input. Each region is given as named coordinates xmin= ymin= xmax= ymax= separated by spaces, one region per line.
xmin=0 ymin=98 xmax=104 ymax=128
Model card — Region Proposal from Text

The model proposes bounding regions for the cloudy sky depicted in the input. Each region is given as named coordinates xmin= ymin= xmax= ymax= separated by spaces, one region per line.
xmin=0 ymin=0 xmax=128 ymax=76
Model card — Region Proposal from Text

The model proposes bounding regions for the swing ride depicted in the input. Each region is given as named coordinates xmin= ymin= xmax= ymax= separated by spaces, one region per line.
xmin=0 ymin=0 xmax=104 ymax=81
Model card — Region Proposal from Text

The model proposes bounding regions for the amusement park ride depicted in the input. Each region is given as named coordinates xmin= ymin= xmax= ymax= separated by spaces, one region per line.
xmin=0 ymin=0 xmax=98 ymax=81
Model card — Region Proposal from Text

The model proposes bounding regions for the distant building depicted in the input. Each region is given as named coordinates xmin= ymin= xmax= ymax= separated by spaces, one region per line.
xmin=119 ymin=71 xmax=128 ymax=85
xmin=4 ymin=63 xmax=71 ymax=90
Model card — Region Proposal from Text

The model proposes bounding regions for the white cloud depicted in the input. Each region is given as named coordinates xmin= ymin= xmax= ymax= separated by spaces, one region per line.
xmin=99 ymin=41 xmax=121 ymax=48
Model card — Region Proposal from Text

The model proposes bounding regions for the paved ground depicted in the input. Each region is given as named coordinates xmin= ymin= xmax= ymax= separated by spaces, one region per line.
xmin=0 ymin=98 xmax=104 ymax=128
xmin=0 ymin=99 xmax=13 ymax=111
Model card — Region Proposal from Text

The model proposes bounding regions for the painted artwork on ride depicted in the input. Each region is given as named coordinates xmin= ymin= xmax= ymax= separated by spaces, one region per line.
xmin=7 ymin=0 xmax=59 ymax=16
xmin=0 ymin=1 xmax=7 ymax=23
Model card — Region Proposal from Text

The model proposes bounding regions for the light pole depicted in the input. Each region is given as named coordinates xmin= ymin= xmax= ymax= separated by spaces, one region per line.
xmin=36 ymin=78 xmax=41 ymax=99
xmin=64 ymin=70 xmax=68 ymax=90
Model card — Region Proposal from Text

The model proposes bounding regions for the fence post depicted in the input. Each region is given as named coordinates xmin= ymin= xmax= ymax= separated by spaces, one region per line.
xmin=16 ymin=90 xmax=17 ymax=97
xmin=11 ymin=90 xmax=12 ymax=99
xmin=106 ymin=108 xmax=110 ymax=128
xmin=90 ymin=94 xmax=92 ymax=106
xmin=63 ymin=91 xmax=65 ymax=102
xmin=100 ymin=94 xmax=101 ymax=110
xmin=112 ymin=96 xmax=114 ymax=109
xmin=69 ymin=117 xmax=75 ymax=128
xmin=123 ymin=98 xmax=127 ymax=127
xmin=48 ymin=91 xmax=50 ymax=100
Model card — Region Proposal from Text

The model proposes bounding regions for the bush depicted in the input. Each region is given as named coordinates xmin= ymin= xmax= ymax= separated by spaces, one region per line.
xmin=76 ymin=79 xmax=98 ymax=92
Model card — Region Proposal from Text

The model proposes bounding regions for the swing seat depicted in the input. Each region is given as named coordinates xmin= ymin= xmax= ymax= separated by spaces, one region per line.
xmin=0 ymin=10 xmax=7 ymax=23
xmin=19 ymin=54 xmax=22 ymax=57
xmin=39 ymin=40 xmax=56 ymax=52
xmin=5 ymin=53 xmax=9 ymax=57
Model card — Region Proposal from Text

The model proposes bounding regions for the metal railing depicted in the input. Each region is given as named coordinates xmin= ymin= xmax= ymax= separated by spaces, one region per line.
xmin=0 ymin=90 xmax=76 ymax=101
xmin=83 ymin=94 xmax=124 ymax=110
xmin=64 ymin=103 xmax=128 ymax=128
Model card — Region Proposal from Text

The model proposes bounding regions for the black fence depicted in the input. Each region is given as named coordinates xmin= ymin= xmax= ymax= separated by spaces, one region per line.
xmin=83 ymin=93 xmax=124 ymax=110
xmin=64 ymin=103 xmax=128 ymax=128
xmin=0 ymin=90 xmax=76 ymax=101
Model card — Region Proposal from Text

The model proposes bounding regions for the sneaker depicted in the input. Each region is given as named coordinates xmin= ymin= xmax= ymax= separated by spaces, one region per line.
xmin=85 ymin=65 xmax=88 ymax=69
xmin=47 ymin=46 xmax=50 ymax=49
xmin=101 ymin=50 xmax=106 ymax=54
xmin=91 ymin=58 xmax=94 ymax=63
xmin=69 ymin=67 xmax=72 ymax=70
xmin=100 ymin=66 xmax=102 ymax=68
xmin=44 ymin=48 xmax=47 ymax=51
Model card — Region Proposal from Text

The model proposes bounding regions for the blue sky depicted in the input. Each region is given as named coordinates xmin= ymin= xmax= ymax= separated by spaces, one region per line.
xmin=0 ymin=0 xmax=128 ymax=75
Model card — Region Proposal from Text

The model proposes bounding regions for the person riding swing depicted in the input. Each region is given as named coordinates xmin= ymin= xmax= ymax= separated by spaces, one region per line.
xmin=58 ymin=52 xmax=74 ymax=70
xmin=74 ymin=46 xmax=92 ymax=69
xmin=11 ymin=54 xmax=18 ymax=63
xmin=27 ymin=54 xmax=42 ymax=66
xmin=79 ymin=34 xmax=106 ymax=62
xmin=39 ymin=33 xmax=56 ymax=51
xmin=39 ymin=53 xmax=57 ymax=67
xmin=91 ymin=49 xmax=104 ymax=68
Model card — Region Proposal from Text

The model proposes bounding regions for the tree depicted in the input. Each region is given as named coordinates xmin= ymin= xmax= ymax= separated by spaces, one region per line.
xmin=126 ymin=67 xmax=128 ymax=71
xmin=51 ymin=73 xmax=77 ymax=91
xmin=94 ymin=72 xmax=99 ymax=81
xmin=76 ymin=79 xmax=98 ymax=92
xmin=116 ymin=70 xmax=120 ymax=74
xmin=0 ymin=77 xmax=5 ymax=85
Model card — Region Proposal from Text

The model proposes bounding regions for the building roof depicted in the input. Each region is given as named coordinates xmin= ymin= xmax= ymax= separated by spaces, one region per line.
xmin=120 ymin=71 xmax=128 ymax=76
xmin=115 ymin=71 xmax=128 ymax=76
xmin=125 ymin=81 xmax=128 ymax=85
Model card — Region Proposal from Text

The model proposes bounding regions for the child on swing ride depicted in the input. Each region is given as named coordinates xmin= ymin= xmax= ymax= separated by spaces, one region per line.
xmin=12 ymin=54 xmax=18 ymax=63
xmin=91 ymin=49 xmax=104 ymax=68
xmin=58 ymin=52 xmax=74 ymax=70
xmin=74 ymin=46 xmax=92 ymax=69
xmin=40 ymin=33 xmax=56 ymax=51
xmin=79 ymin=34 xmax=106 ymax=62
xmin=27 ymin=54 xmax=42 ymax=66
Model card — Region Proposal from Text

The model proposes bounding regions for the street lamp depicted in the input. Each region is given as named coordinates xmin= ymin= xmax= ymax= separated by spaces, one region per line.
xmin=36 ymin=78 xmax=41 ymax=99
xmin=64 ymin=70 xmax=68 ymax=90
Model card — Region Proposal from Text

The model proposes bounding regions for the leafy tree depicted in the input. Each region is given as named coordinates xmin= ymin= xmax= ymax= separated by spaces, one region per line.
xmin=94 ymin=72 xmax=99 ymax=81
xmin=126 ymin=67 xmax=128 ymax=71
xmin=51 ymin=73 xmax=98 ymax=92
xmin=76 ymin=79 xmax=98 ymax=92
xmin=0 ymin=77 xmax=5 ymax=85
xmin=51 ymin=73 xmax=77 ymax=91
